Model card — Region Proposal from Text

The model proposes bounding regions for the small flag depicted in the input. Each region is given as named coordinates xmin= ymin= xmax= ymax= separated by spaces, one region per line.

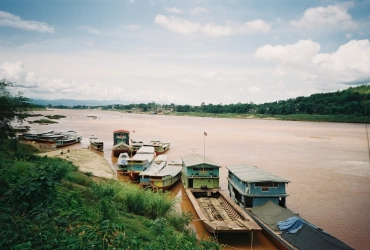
xmin=204 ymin=131 xmax=207 ymax=136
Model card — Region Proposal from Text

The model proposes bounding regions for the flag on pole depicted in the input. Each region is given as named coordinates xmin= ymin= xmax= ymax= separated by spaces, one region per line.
xmin=204 ymin=131 xmax=207 ymax=136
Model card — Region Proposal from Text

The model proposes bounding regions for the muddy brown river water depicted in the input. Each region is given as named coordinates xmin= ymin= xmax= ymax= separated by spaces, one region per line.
xmin=25 ymin=109 xmax=369 ymax=249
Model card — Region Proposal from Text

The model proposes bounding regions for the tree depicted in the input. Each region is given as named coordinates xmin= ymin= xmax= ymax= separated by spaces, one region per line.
xmin=0 ymin=79 xmax=31 ymax=141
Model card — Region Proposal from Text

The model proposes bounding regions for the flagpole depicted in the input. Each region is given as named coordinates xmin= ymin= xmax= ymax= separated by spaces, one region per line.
xmin=203 ymin=131 xmax=206 ymax=171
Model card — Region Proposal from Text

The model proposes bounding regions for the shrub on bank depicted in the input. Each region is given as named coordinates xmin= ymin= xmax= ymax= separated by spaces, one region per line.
xmin=0 ymin=143 xmax=220 ymax=250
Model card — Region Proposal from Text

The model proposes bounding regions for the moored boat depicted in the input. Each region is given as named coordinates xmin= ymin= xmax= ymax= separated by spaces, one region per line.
xmin=181 ymin=154 xmax=261 ymax=234
xmin=143 ymin=139 xmax=170 ymax=155
xmin=56 ymin=135 xmax=82 ymax=148
xmin=23 ymin=130 xmax=54 ymax=141
xmin=112 ymin=130 xmax=131 ymax=157
xmin=146 ymin=159 xmax=182 ymax=190
xmin=186 ymin=188 xmax=262 ymax=233
xmin=38 ymin=131 xmax=76 ymax=143
xmin=130 ymin=139 xmax=144 ymax=154
xmin=226 ymin=165 xmax=354 ymax=250
xmin=127 ymin=146 xmax=156 ymax=181
xmin=89 ymin=135 xmax=104 ymax=151
xmin=139 ymin=155 xmax=167 ymax=187
xmin=117 ymin=152 xmax=130 ymax=175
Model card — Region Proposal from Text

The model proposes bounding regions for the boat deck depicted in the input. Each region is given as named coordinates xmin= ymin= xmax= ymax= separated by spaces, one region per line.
xmin=186 ymin=189 xmax=261 ymax=233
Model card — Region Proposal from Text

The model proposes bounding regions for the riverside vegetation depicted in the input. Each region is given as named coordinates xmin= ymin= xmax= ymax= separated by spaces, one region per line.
xmin=48 ymin=85 xmax=370 ymax=123
xmin=0 ymin=79 xmax=220 ymax=249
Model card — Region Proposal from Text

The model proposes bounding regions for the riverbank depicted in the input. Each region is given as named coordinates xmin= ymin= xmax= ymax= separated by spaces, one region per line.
xmin=35 ymin=145 xmax=116 ymax=179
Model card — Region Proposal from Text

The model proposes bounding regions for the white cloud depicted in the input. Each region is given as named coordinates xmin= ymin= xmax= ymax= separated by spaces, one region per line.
xmin=154 ymin=15 xmax=200 ymax=35
xmin=155 ymin=15 xmax=270 ymax=37
xmin=312 ymin=39 xmax=370 ymax=83
xmin=254 ymin=39 xmax=321 ymax=67
xmin=291 ymin=2 xmax=357 ymax=30
xmin=254 ymin=39 xmax=370 ymax=85
xmin=165 ymin=7 xmax=184 ymax=14
xmin=190 ymin=7 xmax=208 ymax=15
xmin=0 ymin=11 xmax=54 ymax=33
xmin=0 ymin=61 xmax=39 ymax=88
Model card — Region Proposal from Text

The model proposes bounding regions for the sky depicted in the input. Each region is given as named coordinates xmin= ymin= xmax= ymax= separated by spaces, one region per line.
xmin=0 ymin=0 xmax=370 ymax=105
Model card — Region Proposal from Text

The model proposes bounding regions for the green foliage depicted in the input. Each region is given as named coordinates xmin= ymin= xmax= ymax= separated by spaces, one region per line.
xmin=0 ymin=144 xmax=221 ymax=249
xmin=171 ymin=85 xmax=370 ymax=123
xmin=0 ymin=79 xmax=31 ymax=141
xmin=31 ymin=119 xmax=57 ymax=124
xmin=44 ymin=115 xmax=66 ymax=119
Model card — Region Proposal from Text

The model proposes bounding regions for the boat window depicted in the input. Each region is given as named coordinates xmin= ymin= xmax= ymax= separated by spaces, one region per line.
xmin=255 ymin=182 xmax=278 ymax=188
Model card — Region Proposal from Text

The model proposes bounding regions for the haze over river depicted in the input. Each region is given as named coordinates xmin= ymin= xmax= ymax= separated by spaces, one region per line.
xmin=26 ymin=109 xmax=369 ymax=249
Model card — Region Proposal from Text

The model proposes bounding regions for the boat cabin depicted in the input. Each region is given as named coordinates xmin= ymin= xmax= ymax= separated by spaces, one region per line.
xmin=149 ymin=159 xmax=182 ymax=190
xmin=181 ymin=154 xmax=221 ymax=189
xmin=226 ymin=165 xmax=289 ymax=208
xmin=139 ymin=155 xmax=167 ymax=187
xmin=113 ymin=130 xmax=130 ymax=145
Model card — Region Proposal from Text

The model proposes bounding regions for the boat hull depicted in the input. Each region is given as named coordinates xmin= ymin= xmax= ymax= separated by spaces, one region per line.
xmin=112 ymin=148 xmax=131 ymax=157
xmin=128 ymin=171 xmax=140 ymax=182
xmin=90 ymin=142 xmax=104 ymax=151
xmin=56 ymin=136 xmax=82 ymax=148
xmin=186 ymin=188 xmax=261 ymax=233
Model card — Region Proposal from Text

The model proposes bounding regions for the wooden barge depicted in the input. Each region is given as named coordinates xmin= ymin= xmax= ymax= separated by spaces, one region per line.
xmin=181 ymin=154 xmax=261 ymax=234
xmin=186 ymin=188 xmax=261 ymax=233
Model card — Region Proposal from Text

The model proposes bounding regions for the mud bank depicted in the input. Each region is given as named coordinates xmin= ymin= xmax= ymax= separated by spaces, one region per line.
xmin=38 ymin=148 xmax=116 ymax=180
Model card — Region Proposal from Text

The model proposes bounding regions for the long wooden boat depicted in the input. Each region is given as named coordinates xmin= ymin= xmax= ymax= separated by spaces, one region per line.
xmin=56 ymin=135 xmax=82 ymax=148
xmin=89 ymin=136 xmax=104 ymax=151
xmin=38 ymin=131 xmax=76 ymax=143
xmin=244 ymin=202 xmax=354 ymax=250
xmin=127 ymin=146 xmax=156 ymax=181
xmin=144 ymin=139 xmax=170 ymax=155
xmin=139 ymin=155 xmax=167 ymax=187
xmin=23 ymin=130 xmax=54 ymax=141
xmin=147 ymin=159 xmax=182 ymax=190
xmin=186 ymin=188 xmax=261 ymax=234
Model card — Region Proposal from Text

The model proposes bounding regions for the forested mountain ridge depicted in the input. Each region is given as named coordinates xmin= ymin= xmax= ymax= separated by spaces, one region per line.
xmin=175 ymin=85 xmax=370 ymax=117
xmin=45 ymin=85 xmax=370 ymax=123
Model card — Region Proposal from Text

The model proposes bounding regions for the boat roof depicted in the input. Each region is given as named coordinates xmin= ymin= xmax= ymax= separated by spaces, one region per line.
xmin=136 ymin=146 xmax=155 ymax=154
xmin=181 ymin=154 xmax=221 ymax=168
xmin=226 ymin=165 xmax=289 ymax=183
xmin=154 ymin=160 xmax=182 ymax=177
xmin=139 ymin=155 xmax=167 ymax=176
xmin=113 ymin=129 xmax=129 ymax=134
xmin=131 ymin=146 xmax=155 ymax=161
xmin=118 ymin=152 xmax=129 ymax=159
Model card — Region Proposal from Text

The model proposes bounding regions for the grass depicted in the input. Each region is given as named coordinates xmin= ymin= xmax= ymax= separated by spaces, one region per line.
xmin=30 ymin=118 xmax=58 ymax=124
xmin=45 ymin=115 xmax=67 ymax=119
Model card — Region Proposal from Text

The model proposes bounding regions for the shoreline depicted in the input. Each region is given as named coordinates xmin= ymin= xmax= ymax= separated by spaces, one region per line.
xmin=34 ymin=144 xmax=116 ymax=180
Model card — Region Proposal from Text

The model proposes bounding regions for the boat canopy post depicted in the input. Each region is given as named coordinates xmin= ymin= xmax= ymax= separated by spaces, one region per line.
xmin=251 ymin=230 xmax=253 ymax=250
xmin=203 ymin=131 xmax=207 ymax=171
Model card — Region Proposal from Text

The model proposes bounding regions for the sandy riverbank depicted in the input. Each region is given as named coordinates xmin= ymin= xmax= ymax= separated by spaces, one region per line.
xmin=37 ymin=147 xmax=116 ymax=180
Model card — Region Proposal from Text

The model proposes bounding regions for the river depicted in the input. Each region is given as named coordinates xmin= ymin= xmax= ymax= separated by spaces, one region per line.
xmin=25 ymin=109 xmax=369 ymax=249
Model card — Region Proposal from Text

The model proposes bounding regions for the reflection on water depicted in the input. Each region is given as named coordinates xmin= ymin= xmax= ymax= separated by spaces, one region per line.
xmin=24 ymin=109 xmax=370 ymax=250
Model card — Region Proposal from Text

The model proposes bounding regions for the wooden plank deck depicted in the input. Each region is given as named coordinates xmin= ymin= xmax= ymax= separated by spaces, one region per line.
xmin=186 ymin=188 xmax=261 ymax=233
